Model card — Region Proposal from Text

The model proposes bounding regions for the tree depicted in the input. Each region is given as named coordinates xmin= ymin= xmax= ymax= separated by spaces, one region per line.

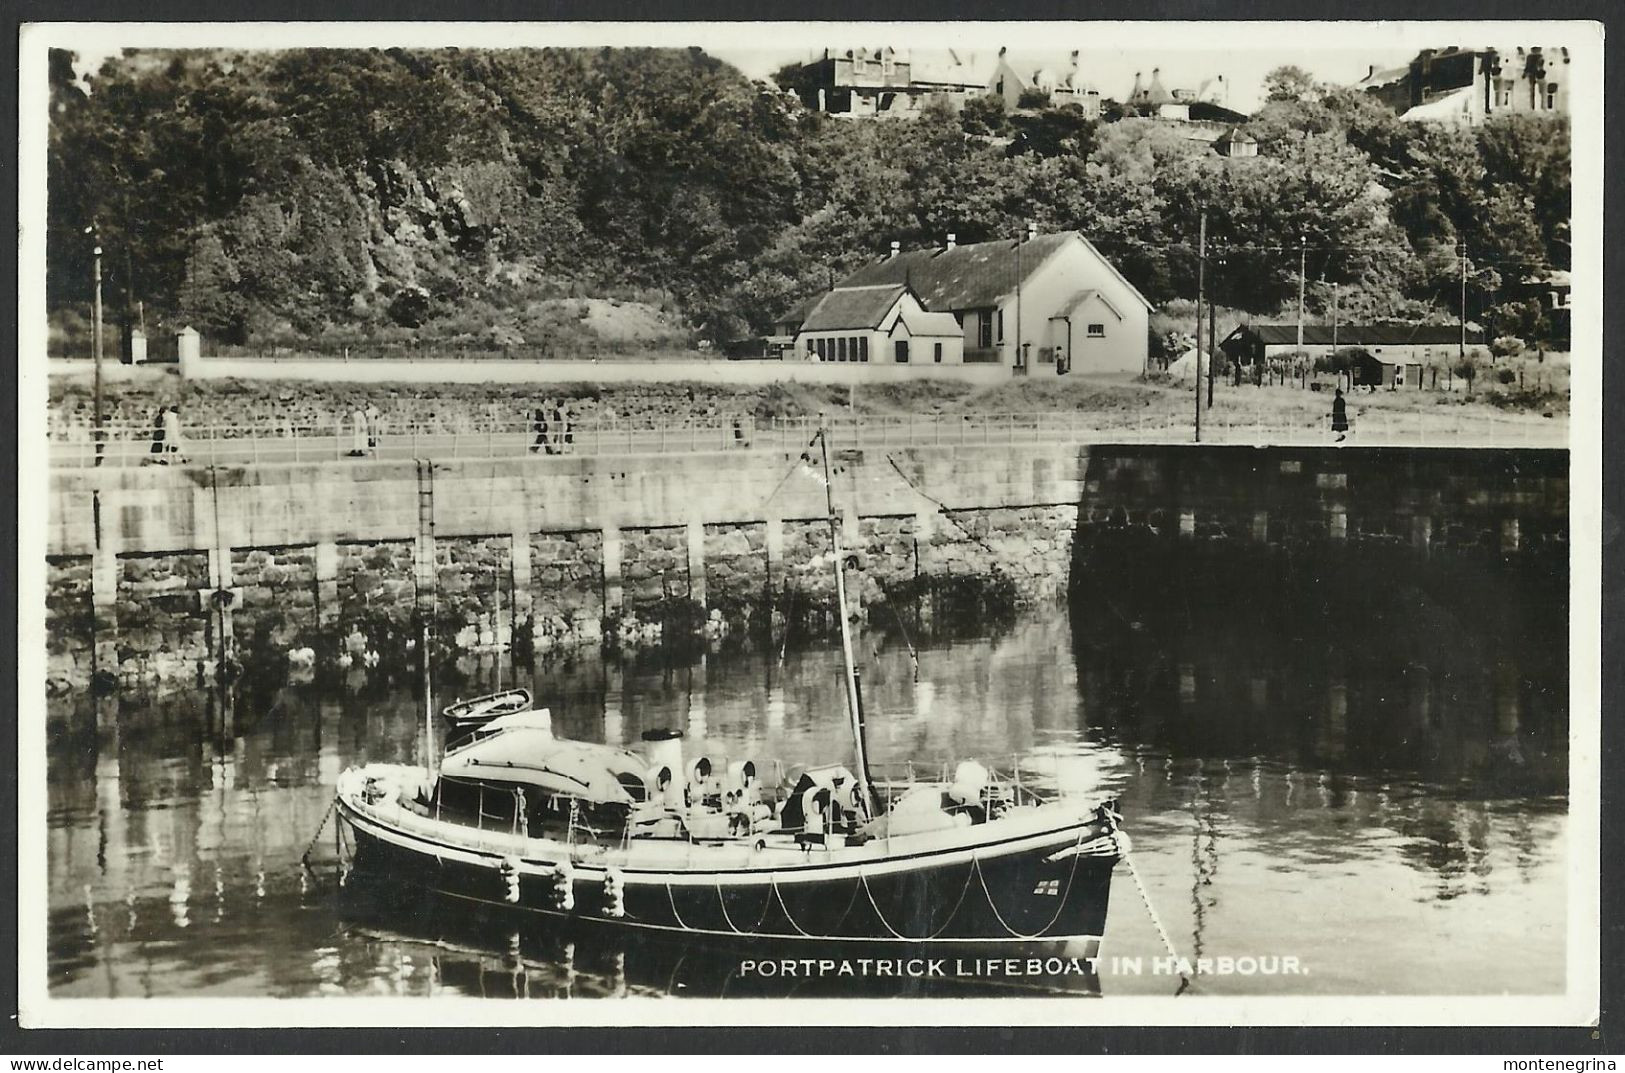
xmin=1017 ymin=87 xmax=1051 ymax=109
xmin=1262 ymin=65 xmax=1318 ymax=103
xmin=959 ymin=94 xmax=1008 ymax=136
xmin=1009 ymin=105 xmax=1096 ymax=158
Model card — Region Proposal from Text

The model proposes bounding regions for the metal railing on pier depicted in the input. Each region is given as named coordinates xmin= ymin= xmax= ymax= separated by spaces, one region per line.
xmin=46 ymin=409 xmax=1567 ymax=470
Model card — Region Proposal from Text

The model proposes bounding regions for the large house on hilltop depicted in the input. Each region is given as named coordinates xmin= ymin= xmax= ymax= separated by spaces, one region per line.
xmin=781 ymin=47 xmax=994 ymax=117
xmin=1357 ymin=46 xmax=1571 ymax=124
xmin=790 ymin=229 xmax=1152 ymax=376
xmin=989 ymin=49 xmax=1102 ymax=116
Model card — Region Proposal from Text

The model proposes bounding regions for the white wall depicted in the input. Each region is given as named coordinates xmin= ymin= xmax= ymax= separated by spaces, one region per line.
xmin=170 ymin=355 xmax=1012 ymax=387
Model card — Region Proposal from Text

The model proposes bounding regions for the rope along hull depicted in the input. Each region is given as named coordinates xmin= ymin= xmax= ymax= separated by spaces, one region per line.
xmin=339 ymin=801 xmax=1119 ymax=946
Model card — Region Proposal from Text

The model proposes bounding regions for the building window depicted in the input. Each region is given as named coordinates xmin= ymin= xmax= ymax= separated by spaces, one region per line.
xmin=837 ymin=337 xmax=848 ymax=362
xmin=1546 ymin=82 xmax=1558 ymax=109
xmin=978 ymin=313 xmax=993 ymax=350
xmin=815 ymin=339 xmax=827 ymax=361
xmin=996 ymin=310 xmax=1005 ymax=344
xmin=1087 ymin=323 xmax=1106 ymax=338
xmin=934 ymin=342 xmax=943 ymax=364
xmin=858 ymin=338 xmax=869 ymax=362
xmin=895 ymin=340 xmax=910 ymax=363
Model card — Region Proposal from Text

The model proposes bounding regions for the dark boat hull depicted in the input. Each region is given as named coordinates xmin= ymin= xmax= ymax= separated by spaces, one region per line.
xmin=339 ymin=801 xmax=1119 ymax=949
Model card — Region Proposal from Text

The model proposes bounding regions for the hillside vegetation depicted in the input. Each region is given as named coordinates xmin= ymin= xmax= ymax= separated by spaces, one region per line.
xmin=47 ymin=50 xmax=1569 ymax=354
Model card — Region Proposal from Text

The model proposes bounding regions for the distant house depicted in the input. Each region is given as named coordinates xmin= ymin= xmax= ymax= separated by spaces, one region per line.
xmin=767 ymin=296 xmax=822 ymax=359
xmin=782 ymin=47 xmax=992 ymax=117
xmin=833 ymin=229 xmax=1153 ymax=375
xmin=1220 ymin=323 xmax=1489 ymax=370
xmin=1212 ymin=125 xmax=1258 ymax=157
xmin=988 ymin=49 xmax=1102 ymax=117
xmin=791 ymin=284 xmax=964 ymax=366
xmin=1357 ymin=46 xmax=1571 ymax=124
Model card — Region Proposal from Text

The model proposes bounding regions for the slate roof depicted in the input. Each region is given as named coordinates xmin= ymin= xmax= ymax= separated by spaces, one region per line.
xmin=1242 ymin=323 xmax=1485 ymax=347
xmin=799 ymin=285 xmax=908 ymax=332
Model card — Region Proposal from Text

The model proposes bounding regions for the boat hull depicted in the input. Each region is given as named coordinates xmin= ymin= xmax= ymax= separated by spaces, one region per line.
xmin=338 ymin=791 xmax=1121 ymax=948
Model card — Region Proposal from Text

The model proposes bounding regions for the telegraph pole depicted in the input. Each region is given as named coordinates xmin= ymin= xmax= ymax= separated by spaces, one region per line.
xmin=1296 ymin=235 xmax=1306 ymax=354
xmin=1194 ymin=210 xmax=1206 ymax=442
xmin=90 ymin=224 xmax=104 ymax=467
xmin=1459 ymin=241 xmax=1468 ymax=364
xmin=1331 ymin=283 xmax=1340 ymax=389
xmin=1207 ymin=254 xmax=1217 ymax=409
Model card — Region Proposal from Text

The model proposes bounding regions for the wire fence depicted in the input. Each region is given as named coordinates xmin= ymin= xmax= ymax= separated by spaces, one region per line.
xmin=46 ymin=409 xmax=1568 ymax=469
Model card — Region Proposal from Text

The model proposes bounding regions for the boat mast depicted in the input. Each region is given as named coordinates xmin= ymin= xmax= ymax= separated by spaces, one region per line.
xmin=818 ymin=426 xmax=878 ymax=818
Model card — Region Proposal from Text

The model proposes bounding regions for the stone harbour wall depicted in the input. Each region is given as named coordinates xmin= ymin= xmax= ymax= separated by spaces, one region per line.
xmin=41 ymin=442 xmax=1566 ymax=691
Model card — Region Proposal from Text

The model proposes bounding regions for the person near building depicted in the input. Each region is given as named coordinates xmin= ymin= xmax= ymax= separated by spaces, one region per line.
xmin=162 ymin=405 xmax=186 ymax=463
xmin=1331 ymin=388 xmax=1349 ymax=443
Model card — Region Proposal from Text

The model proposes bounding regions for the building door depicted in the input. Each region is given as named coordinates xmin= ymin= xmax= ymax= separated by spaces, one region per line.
xmin=895 ymin=340 xmax=909 ymax=363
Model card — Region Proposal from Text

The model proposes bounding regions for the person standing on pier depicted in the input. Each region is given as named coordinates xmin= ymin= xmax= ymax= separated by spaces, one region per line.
xmin=162 ymin=405 xmax=185 ymax=463
xmin=1331 ymin=388 xmax=1349 ymax=443
xmin=348 ymin=404 xmax=367 ymax=457
xmin=561 ymin=399 xmax=574 ymax=453
xmin=364 ymin=403 xmax=382 ymax=457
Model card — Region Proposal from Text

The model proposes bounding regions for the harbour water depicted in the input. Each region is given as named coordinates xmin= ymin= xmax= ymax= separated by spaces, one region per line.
xmin=44 ymin=576 xmax=1568 ymax=1000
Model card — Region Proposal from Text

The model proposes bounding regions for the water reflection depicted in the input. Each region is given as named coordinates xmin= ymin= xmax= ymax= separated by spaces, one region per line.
xmin=46 ymin=596 xmax=1566 ymax=999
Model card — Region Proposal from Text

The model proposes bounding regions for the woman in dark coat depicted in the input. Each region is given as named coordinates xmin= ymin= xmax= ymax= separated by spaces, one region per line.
xmin=149 ymin=406 xmax=167 ymax=460
xmin=1331 ymin=388 xmax=1349 ymax=443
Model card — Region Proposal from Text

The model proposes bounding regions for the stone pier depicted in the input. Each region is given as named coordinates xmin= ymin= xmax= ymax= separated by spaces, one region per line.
xmin=42 ymin=443 xmax=1567 ymax=687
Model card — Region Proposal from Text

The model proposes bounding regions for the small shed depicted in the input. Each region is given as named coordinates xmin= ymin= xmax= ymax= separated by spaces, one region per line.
xmin=1350 ymin=350 xmax=1424 ymax=390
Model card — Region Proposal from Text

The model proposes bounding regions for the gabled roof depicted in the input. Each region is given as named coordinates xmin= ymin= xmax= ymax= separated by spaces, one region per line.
xmin=1055 ymin=289 xmax=1125 ymax=321
xmin=836 ymin=231 xmax=1152 ymax=314
xmin=775 ymin=293 xmax=824 ymax=329
xmin=799 ymin=284 xmax=909 ymax=332
xmin=896 ymin=307 xmax=962 ymax=337
xmin=1214 ymin=124 xmax=1257 ymax=144
xmin=1240 ymin=323 xmax=1485 ymax=346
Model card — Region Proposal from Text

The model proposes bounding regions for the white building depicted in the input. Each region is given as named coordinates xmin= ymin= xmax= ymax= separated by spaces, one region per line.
xmin=792 ymin=284 xmax=965 ymax=366
xmin=826 ymin=229 xmax=1153 ymax=376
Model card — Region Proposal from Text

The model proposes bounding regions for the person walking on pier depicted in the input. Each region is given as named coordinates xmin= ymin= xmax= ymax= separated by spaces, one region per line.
xmin=149 ymin=406 xmax=167 ymax=463
xmin=560 ymin=399 xmax=574 ymax=453
xmin=1331 ymin=388 xmax=1349 ymax=444
xmin=531 ymin=399 xmax=552 ymax=454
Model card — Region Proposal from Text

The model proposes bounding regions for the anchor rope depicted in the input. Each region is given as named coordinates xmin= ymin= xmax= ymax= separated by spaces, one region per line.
xmin=1117 ymin=832 xmax=1191 ymax=993
xmin=299 ymin=796 xmax=339 ymax=871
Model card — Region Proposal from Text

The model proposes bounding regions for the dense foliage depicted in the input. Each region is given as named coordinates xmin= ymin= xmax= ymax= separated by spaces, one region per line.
xmin=47 ymin=49 xmax=1571 ymax=352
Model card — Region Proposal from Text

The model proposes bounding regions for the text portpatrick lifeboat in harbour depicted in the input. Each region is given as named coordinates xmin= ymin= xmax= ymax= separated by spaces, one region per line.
xmin=333 ymin=429 xmax=1127 ymax=950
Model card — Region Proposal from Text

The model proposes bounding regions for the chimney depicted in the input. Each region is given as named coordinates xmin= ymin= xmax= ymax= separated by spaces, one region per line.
xmin=1070 ymin=50 xmax=1080 ymax=68
xmin=945 ymin=233 xmax=957 ymax=250
xmin=1025 ymin=221 xmax=1037 ymax=243
xmin=1366 ymin=64 xmax=1375 ymax=79
xmin=889 ymin=240 xmax=901 ymax=258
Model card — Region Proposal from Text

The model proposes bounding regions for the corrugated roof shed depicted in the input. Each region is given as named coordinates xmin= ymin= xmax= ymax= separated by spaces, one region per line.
xmin=799 ymin=285 xmax=908 ymax=332
xmin=1247 ymin=323 xmax=1484 ymax=346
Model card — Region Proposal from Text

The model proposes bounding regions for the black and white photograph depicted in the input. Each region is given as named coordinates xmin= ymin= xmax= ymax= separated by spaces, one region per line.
xmin=15 ymin=19 xmax=1603 ymax=1029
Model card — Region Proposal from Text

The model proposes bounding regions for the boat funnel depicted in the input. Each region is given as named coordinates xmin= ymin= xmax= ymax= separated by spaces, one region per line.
xmin=641 ymin=728 xmax=685 ymax=785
